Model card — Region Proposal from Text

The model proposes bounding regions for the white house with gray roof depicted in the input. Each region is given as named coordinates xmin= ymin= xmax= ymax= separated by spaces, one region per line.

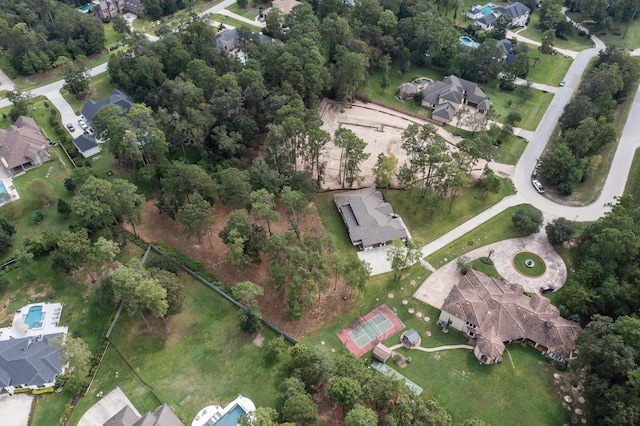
xmin=334 ymin=187 xmax=409 ymax=250
xmin=469 ymin=2 xmax=531 ymax=30
xmin=0 ymin=303 xmax=68 ymax=393
xmin=420 ymin=75 xmax=490 ymax=124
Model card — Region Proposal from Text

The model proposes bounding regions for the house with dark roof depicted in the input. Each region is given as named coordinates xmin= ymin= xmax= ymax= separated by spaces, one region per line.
xmin=469 ymin=2 xmax=531 ymax=30
xmin=82 ymin=89 xmax=134 ymax=125
xmin=334 ymin=187 xmax=409 ymax=250
xmin=497 ymin=38 xmax=517 ymax=65
xmin=216 ymin=28 xmax=240 ymax=52
xmin=0 ymin=333 xmax=65 ymax=393
xmin=74 ymin=134 xmax=100 ymax=159
xmin=438 ymin=270 xmax=581 ymax=365
xmin=104 ymin=403 xmax=184 ymax=426
xmin=420 ymin=75 xmax=490 ymax=124
xmin=93 ymin=0 xmax=145 ymax=21
xmin=0 ymin=116 xmax=51 ymax=176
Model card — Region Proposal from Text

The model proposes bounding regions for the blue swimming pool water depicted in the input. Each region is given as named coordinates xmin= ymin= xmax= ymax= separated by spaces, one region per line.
xmin=0 ymin=181 xmax=8 ymax=196
xmin=79 ymin=3 xmax=96 ymax=12
xmin=214 ymin=405 xmax=246 ymax=426
xmin=459 ymin=36 xmax=479 ymax=48
xmin=481 ymin=5 xmax=493 ymax=15
xmin=24 ymin=306 xmax=44 ymax=329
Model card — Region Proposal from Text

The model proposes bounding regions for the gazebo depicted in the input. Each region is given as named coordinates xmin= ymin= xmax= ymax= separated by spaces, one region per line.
xmin=401 ymin=329 xmax=421 ymax=347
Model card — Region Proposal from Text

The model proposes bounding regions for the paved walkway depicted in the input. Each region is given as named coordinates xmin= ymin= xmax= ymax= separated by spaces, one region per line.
xmin=0 ymin=68 xmax=15 ymax=93
xmin=413 ymin=232 xmax=567 ymax=309
xmin=388 ymin=343 xmax=474 ymax=352
xmin=0 ymin=394 xmax=32 ymax=426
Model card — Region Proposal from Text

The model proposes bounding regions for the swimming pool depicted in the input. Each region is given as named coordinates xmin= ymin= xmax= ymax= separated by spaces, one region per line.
xmin=481 ymin=5 xmax=494 ymax=15
xmin=0 ymin=180 xmax=8 ymax=201
xmin=24 ymin=306 xmax=45 ymax=329
xmin=79 ymin=3 xmax=96 ymax=12
xmin=459 ymin=36 xmax=479 ymax=49
xmin=213 ymin=405 xmax=246 ymax=426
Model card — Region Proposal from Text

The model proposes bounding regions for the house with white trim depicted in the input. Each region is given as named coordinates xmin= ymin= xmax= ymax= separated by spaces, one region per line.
xmin=468 ymin=2 xmax=531 ymax=30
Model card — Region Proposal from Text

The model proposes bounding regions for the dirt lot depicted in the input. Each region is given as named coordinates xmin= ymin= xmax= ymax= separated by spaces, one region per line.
xmin=318 ymin=100 xmax=464 ymax=189
xmin=126 ymin=199 xmax=355 ymax=339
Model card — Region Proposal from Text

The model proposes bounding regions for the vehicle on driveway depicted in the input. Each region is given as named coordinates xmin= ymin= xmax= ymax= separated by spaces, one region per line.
xmin=532 ymin=179 xmax=545 ymax=194
xmin=78 ymin=119 xmax=88 ymax=130
xmin=540 ymin=285 xmax=555 ymax=294
xmin=65 ymin=123 xmax=75 ymax=132
xmin=559 ymin=80 xmax=566 ymax=87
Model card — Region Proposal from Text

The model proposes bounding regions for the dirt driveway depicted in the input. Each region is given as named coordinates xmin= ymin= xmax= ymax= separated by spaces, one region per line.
xmin=318 ymin=101 xmax=464 ymax=190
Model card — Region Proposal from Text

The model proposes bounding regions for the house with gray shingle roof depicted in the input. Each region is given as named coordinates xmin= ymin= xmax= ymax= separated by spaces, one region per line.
xmin=0 ymin=116 xmax=51 ymax=175
xmin=470 ymin=2 xmax=531 ymax=30
xmin=0 ymin=333 xmax=65 ymax=393
xmin=82 ymin=89 xmax=134 ymax=125
xmin=104 ymin=403 xmax=185 ymax=426
xmin=74 ymin=134 xmax=100 ymax=159
xmin=420 ymin=75 xmax=490 ymax=124
xmin=334 ymin=187 xmax=409 ymax=250
xmin=438 ymin=269 xmax=581 ymax=365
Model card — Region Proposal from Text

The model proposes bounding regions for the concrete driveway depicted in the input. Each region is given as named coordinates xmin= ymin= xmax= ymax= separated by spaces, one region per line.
xmin=0 ymin=394 xmax=33 ymax=426
xmin=78 ymin=386 xmax=141 ymax=426
xmin=413 ymin=232 xmax=567 ymax=309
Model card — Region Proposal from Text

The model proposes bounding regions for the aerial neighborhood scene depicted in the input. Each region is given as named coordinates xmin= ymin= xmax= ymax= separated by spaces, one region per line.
xmin=1 ymin=0 xmax=640 ymax=425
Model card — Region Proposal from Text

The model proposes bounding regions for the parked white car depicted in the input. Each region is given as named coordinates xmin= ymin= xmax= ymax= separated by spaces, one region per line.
xmin=532 ymin=179 xmax=545 ymax=194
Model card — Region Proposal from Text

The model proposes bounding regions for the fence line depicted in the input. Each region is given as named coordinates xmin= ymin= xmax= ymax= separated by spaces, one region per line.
xmin=148 ymin=244 xmax=299 ymax=345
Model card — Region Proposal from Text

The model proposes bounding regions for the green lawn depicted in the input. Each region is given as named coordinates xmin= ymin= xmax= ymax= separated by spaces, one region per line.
xmin=0 ymin=148 xmax=74 ymax=262
xmin=493 ymin=134 xmax=528 ymax=165
xmin=0 ymin=105 xmax=12 ymax=128
xmin=526 ymin=48 xmax=574 ymax=86
xmin=391 ymin=343 xmax=566 ymax=425
xmin=359 ymin=63 xmax=445 ymax=118
xmin=69 ymin=262 xmax=288 ymax=425
xmin=624 ymin=148 xmax=640 ymax=202
xmin=315 ymin=192 xmax=357 ymax=254
xmin=571 ymin=12 xmax=640 ymax=51
xmin=382 ymin=179 xmax=515 ymax=244
xmin=213 ymin=14 xmax=262 ymax=31
xmin=518 ymin=12 xmax=593 ymax=52
xmin=426 ymin=205 xmax=528 ymax=268
xmin=30 ymin=96 xmax=67 ymax=142
xmin=226 ymin=3 xmax=259 ymax=19
xmin=482 ymin=84 xmax=553 ymax=131
xmin=61 ymin=73 xmax=115 ymax=114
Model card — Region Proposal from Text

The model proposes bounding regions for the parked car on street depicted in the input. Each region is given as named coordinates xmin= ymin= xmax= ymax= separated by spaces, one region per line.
xmin=532 ymin=179 xmax=545 ymax=194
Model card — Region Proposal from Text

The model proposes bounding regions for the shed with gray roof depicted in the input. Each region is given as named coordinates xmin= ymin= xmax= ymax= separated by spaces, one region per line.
xmin=334 ymin=187 xmax=409 ymax=250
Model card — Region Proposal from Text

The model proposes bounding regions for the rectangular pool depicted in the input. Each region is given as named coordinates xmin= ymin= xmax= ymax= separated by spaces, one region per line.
xmin=24 ymin=306 xmax=44 ymax=329
xmin=214 ymin=405 xmax=246 ymax=426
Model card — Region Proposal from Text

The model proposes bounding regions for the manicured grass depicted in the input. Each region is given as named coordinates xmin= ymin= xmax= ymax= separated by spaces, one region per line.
xmin=358 ymin=63 xmax=445 ymax=118
xmin=213 ymin=14 xmax=262 ymax=31
xmin=426 ymin=205 xmax=528 ymax=268
xmin=0 ymin=148 xmax=74 ymax=262
xmin=61 ymin=73 xmax=115 ymax=114
xmin=513 ymin=252 xmax=546 ymax=276
xmin=526 ymin=48 xmax=573 ymax=86
xmin=390 ymin=343 xmax=566 ymax=425
xmin=30 ymin=96 xmax=67 ymax=142
xmin=89 ymin=151 xmax=153 ymax=199
xmin=226 ymin=3 xmax=259 ymax=19
xmin=624 ymin=148 xmax=640 ymax=202
xmin=0 ymin=105 xmax=12 ymax=129
xmin=69 ymin=265 xmax=288 ymax=425
xmin=382 ymin=178 xmax=516 ymax=244
xmin=576 ymin=15 xmax=640 ymax=51
xmin=132 ymin=0 xmax=221 ymax=33
xmin=314 ymin=192 xmax=357 ymax=253
xmin=518 ymin=12 xmax=593 ymax=52
xmin=482 ymin=84 xmax=553 ymax=131
xmin=493 ymin=134 xmax=527 ymax=165
xmin=470 ymin=258 xmax=501 ymax=278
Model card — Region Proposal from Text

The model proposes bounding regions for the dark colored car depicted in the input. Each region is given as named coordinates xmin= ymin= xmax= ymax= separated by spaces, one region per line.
xmin=540 ymin=285 xmax=555 ymax=294
xmin=66 ymin=123 xmax=75 ymax=132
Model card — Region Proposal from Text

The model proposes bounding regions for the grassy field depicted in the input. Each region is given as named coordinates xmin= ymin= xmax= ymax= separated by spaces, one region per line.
xmin=518 ymin=12 xmax=593 ymax=52
xmin=213 ymin=14 xmax=262 ymax=31
xmin=482 ymin=83 xmax=553 ymax=131
xmin=493 ymin=134 xmax=528 ymax=165
xmin=383 ymin=179 xmax=516 ymax=243
xmin=69 ymin=261 xmax=288 ymax=425
xmin=315 ymin=192 xmax=356 ymax=253
xmin=226 ymin=3 xmax=260 ymax=19
xmin=132 ymin=0 xmax=223 ymax=33
xmin=526 ymin=48 xmax=573 ymax=86
xmin=61 ymin=73 xmax=115 ymax=114
xmin=624 ymin=148 xmax=640 ymax=202
xmin=426 ymin=205 xmax=528 ymax=268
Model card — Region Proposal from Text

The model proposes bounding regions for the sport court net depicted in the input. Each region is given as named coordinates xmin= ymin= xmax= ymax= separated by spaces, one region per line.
xmin=348 ymin=313 xmax=395 ymax=348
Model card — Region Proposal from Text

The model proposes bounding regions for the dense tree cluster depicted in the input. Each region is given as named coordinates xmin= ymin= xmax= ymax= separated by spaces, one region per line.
xmin=540 ymin=47 xmax=639 ymax=194
xmin=0 ymin=0 xmax=104 ymax=75
xmin=566 ymin=0 xmax=640 ymax=32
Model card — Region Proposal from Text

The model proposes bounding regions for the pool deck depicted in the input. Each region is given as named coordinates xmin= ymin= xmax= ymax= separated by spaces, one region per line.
xmin=0 ymin=178 xmax=20 ymax=207
xmin=192 ymin=395 xmax=255 ymax=426
xmin=0 ymin=302 xmax=68 ymax=341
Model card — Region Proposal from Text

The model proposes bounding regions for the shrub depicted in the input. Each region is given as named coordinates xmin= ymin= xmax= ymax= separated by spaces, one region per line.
xmin=32 ymin=211 xmax=45 ymax=224
xmin=144 ymin=255 xmax=180 ymax=274
xmin=32 ymin=387 xmax=54 ymax=395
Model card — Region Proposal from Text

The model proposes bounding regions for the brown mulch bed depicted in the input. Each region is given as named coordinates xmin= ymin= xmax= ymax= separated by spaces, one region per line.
xmin=123 ymin=199 xmax=357 ymax=339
